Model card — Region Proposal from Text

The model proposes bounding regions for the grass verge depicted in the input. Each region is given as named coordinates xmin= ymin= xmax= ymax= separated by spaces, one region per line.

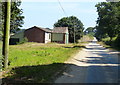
xmin=100 ymin=37 xmax=120 ymax=51
xmin=98 ymin=41 xmax=120 ymax=51
xmin=2 ymin=42 xmax=84 ymax=83
xmin=0 ymin=41 xmax=2 ymax=72
xmin=78 ymin=35 xmax=94 ymax=43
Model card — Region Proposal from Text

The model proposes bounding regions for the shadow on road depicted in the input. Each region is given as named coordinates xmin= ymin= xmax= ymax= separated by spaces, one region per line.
xmin=63 ymin=45 xmax=86 ymax=48
xmin=86 ymin=47 xmax=107 ymax=51
xmin=2 ymin=62 xmax=119 ymax=84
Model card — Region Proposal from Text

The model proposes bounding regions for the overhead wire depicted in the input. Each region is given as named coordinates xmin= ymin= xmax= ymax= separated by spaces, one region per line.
xmin=57 ymin=0 xmax=76 ymax=43
xmin=57 ymin=0 xmax=68 ymax=16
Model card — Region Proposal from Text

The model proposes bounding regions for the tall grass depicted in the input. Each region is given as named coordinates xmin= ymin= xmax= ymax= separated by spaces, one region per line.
xmin=78 ymin=35 xmax=94 ymax=43
xmin=0 ymin=41 xmax=2 ymax=71
xmin=9 ymin=44 xmax=77 ymax=67
xmin=101 ymin=36 xmax=120 ymax=50
xmin=3 ymin=43 xmax=82 ymax=83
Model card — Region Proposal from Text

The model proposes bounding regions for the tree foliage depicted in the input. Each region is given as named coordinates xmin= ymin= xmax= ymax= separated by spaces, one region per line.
xmin=0 ymin=1 xmax=24 ymax=37
xmin=84 ymin=27 xmax=95 ymax=36
xmin=95 ymin=2 xmax=120 ymax=48
xmin=0 ymin=2 xmax=3 ymax=37
xmin=54 ymin=16 xmax=84 ymax=43
xmin=95 ymin=2 xmax=120 ymax=41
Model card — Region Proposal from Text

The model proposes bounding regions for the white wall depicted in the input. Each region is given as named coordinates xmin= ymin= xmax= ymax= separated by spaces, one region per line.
xmin=45 ymin=32 xmax=51 ymax=43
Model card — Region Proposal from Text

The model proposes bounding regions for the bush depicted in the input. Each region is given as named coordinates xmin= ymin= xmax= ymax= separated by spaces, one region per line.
xmin=101 ymin=36 xmax=120 ymax=50
xmin=114 ymin=35 xmax=120 ymax=47
xmin=17 ymin=37 xmax=28 ymax=45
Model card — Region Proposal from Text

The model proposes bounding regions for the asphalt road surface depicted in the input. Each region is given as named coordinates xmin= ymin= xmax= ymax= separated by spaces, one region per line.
xmin=55 ymin=38 xmax=120 ymax=83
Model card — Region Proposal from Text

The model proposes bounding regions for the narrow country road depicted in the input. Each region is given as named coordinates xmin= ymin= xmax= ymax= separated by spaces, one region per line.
xmin=55 ymin=38 xmax=120 ymax=83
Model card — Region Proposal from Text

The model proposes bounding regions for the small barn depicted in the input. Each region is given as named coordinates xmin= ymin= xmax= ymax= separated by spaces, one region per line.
xmin=10 ymin=29 xmax=25 ymax=45
xmin=52 ymin=27 xmax=69 ymax=44
xmin=24 ymin=26 xmax=52 ymax=43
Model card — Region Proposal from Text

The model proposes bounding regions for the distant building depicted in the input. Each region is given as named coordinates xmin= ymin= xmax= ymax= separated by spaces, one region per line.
xmin=24 ymin=26 xmax=52 ymax=43
xmin=52 ymin=27 xmax=69 ymax=44
xmin=10 ymin=29 xmax=25 ymax=45
xmin=10 ymin=26 xmax=69 ymax=44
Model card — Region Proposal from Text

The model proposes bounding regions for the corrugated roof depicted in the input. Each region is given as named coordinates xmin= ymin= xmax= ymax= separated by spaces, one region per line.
xmin=53 ymin=27 xmax=68 ymax=33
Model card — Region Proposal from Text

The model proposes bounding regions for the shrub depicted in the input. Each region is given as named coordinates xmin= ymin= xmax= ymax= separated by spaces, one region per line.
xmin=17 ymin=37 xmax=28 ymax=45
xmin=114 ymin=35 xmax=120 ymax=47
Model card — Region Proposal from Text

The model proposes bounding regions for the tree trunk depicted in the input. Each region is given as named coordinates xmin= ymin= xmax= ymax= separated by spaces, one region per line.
xmin=2 ymin=0 xmax=11 ymax=69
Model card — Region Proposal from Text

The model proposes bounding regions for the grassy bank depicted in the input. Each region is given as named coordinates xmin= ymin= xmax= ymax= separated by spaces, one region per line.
xmin=2 ymin=42 xmax=84 ymax=83
xmin=99 ymin=37 xmax=120 ymax=51
xmin=78 ymin=35 xmax=94 ymax=43
xmin=0 ymin=41 xmax=2 ymax=52
xmin=0 ymin=41 xmax=2 ymax=71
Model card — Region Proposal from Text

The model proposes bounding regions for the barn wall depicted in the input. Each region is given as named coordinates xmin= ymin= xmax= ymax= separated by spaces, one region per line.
xmin=51 ymin=33 xmax=69 ymax=44
xmin=51 ymin=33 xmax=65 ymax=43
xmin=24 ymin=27 xmax=45 ymax=43
xmin=52 ymin=33 xmax=63 ymax=41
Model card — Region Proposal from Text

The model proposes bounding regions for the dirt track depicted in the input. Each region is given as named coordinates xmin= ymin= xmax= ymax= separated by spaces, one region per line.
xmin=55 ymin=38 xmax=120 ymax=83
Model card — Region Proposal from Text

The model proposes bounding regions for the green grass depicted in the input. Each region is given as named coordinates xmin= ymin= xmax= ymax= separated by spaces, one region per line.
xmin=99 ymin=36 xmax=120 ymax=51
xmin=2 ymin=42 xmax=83 ymax=83
xmin=0 ymin=41 xmax=2 ymax=71
xmin=102 ymin=37 xmax=117 ymax=42
xmin=78 ymin=35 xmax=94 ymax=43
xmin=0 ymin=41 xmax=2 ymax=51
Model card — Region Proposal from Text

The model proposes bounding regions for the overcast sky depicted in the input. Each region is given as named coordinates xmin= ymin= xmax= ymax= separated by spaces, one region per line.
xmin=20 ymin=0 xmax=106 ymax=29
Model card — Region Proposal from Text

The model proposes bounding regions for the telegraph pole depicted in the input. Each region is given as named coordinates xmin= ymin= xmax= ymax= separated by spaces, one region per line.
xmin=74 ymin=20 xmax=76 ymax=43
xmin=2 ymin=0 xmax=11 ymax=69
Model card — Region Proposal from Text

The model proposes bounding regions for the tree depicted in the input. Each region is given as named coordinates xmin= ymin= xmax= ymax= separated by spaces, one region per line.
xmin=95 ymin=2 xmax=119 ymax=41
xmin=0 ymin=0 xmax=2 ymax=71
xmin=2 ymin=0 xmax=11 ymax=69
xmin=95 ymin=2 xmax=120 ymax=48
xmin=54 ymin=16 xmax=84 ymax=43
xmin=84 ymin=27 xmax=95 ymax=36
xmin=1 ymin=1 xmax=24 ymax=36
xmin=10 ymin=1 xmax=24 ymax=33
xmin=106 ymin=0 xmax=119 ymax=2
xmin=0 ymin=2 xmax=4 ymax=38
xmin=114 ymin=2 xmax=120 ymax=47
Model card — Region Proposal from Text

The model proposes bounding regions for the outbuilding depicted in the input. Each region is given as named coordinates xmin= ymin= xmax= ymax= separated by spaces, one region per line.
xmin=52 ymin=27 xmax=69 ymax=44
xmin=10 ymin=29 xmax=25 ymax=45
xmin=10 ymin=26 xmax=69 ymax=44
xmin=24 ymin=26 xmax=52 ymax=43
